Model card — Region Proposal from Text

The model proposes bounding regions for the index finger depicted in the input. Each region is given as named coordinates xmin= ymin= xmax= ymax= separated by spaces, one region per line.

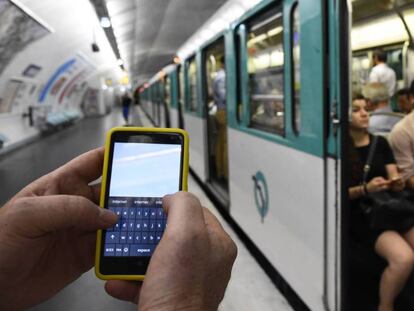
xmin=56 ymin=147 xmax=105 ymax=183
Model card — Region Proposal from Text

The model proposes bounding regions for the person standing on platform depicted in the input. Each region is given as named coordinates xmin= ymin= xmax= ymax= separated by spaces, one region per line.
xmin=213 ymin=56 xmax=228 ymax=181
xmin=121 ymin=92 xmax=132 ymax=125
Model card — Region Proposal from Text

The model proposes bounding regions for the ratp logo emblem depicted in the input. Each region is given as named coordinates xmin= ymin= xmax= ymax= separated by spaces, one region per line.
xmin=252 ymin=171 xmax=269 ymax=223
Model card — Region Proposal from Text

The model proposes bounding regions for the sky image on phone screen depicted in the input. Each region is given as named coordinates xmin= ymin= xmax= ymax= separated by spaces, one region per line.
xmin=104 ymin=142 xmax=181 ymax=257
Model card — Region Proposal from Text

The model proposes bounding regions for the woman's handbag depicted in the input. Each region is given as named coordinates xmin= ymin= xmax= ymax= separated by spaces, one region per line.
xmin=360 ymin=190 xmax=414 ymax=231
xmin=359 ymin=136 xmax=414 ymax=231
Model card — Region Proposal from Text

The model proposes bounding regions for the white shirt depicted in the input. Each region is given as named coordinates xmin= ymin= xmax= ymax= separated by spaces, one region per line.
xmin=369 ymin=63 xmax=396 ymax=97
xmin=389 ymin=112 xmax=414 ymax=180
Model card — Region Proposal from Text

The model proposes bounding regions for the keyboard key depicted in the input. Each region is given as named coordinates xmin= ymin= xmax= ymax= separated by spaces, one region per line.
xmin=134 ymin=232 xmax=141 ymax=243
xmin=142 ymin=232 xmax=148 ymax=244
xmin=115 ymin=245 xmax=123 ymax=257
xmin=143 ymin=208 xmax=150 ymax=219
xmin=148 ymin=233 xmax=155 ymax=244
xmin=113 ymin=222 xmax=121 ymax=231
xmin=127 ymin=232 xmax=134 ymax=244
xmin=128 ymin=220 xmax=135 ymax=231
xmin=122 ymin=245 xmax=130 ymax=256
xmin=104 ymin=244 xmax=115 ymax=256
xmin=122 ymin=208 xmax=129 ymax=219
xmin=150 ymin=209 xmax=157 ymax=220
xmin=157 ymin=208 xmax=164 ymax=219
xmin=114 ymin=207 xmax=122 ymax=217
xmin=129 ymin=208 xmax=136 ymax=219
xmin=142 ymin=220 xmax=149 ymax=231
xmin=120 ymin=233 xmax=127 ymax=243
xmin=136 ymin=209 xmax=143 ymax=219
xmin=135 ymin=220 xmax=142 ymax=230
xmin=121 ymin=220 xmax=128 ymax=231
xmin=156 ymin=220 xmax=163 ymax=231
xmin=105 ymin=231 xmax=119 ymax=244
xmin=156 ymin=232 xmax=162 ymax=242
xmin=130 ymin=244 xmax=155 ymax=256
xmin=149 ymin=221 xmax=156 ymax=231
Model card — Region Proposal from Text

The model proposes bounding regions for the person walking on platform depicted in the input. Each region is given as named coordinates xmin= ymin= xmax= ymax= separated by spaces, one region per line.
xmin=369 ymin=49 xmax=396 ymax=99
xmin=213 ymin=56 xmax=228 ymax=180
xmin=121 ymin=92 xmax=132 ymax=125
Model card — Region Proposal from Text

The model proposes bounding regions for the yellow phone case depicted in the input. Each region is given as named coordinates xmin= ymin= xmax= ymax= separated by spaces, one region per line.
xmin=95 ymin=127 xmax=189 ymax=281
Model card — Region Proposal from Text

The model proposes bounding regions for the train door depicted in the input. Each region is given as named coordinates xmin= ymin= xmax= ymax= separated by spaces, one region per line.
xmin=164 ymin=75 xmax=171 ymax=128
xmin=183 ymin=55 xmax=208 ymax=181
xmin=202 ymin=37 xmax=229 ymax=206
xmin=158 ymin=80 xmax=166 ymax=127
xmin=167 ymin=71 xmax=179 ymax=128
xmin=227 ymin=1 xmax=330 ymax=310
xmin=151 ymin=85 xmax=157 ymax=125
xmin=156 ymin=83 xmax=161 ymax=127
xmin=177 ymin=65 xmax=185 ymax=129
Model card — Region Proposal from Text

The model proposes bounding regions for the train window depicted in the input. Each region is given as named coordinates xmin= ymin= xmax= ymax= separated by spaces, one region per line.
xmin=187 ymin=57 xmax=198 ymax=112
xmin=236 ymin=28 xmax=244 ymax=123
xmin=178 ymin=65 xmax=184 ymax=106
xmin=292 ymin=3 xmax=301 ymax=133
xmin=165 ymin=75 xmax=171 ymax=108
xmin=204 ymin=39 xmax=225 ymax=114
xmin=247 ymin=7 xmax=284 ymax=135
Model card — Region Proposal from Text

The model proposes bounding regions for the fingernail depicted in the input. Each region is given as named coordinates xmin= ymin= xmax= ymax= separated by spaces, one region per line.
xmin=99 ymin=209 xmax=118 ymax=225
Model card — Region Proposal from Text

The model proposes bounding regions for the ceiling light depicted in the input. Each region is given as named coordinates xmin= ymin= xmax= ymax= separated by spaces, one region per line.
xmin=100 ymin=17 xmax=111 ymax=28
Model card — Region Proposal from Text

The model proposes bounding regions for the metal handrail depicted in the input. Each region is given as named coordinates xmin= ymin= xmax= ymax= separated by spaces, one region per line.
xmin=251 ymin=94 xmax=284 ymax=101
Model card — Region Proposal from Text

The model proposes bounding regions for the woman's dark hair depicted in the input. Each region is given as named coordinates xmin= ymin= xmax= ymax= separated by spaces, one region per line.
xmin=352 ymin=92 xmax=365 ymax=101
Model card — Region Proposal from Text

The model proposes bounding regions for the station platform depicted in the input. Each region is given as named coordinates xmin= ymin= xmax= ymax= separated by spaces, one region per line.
xmin=1 ymin=106 xmax=292 ymax=311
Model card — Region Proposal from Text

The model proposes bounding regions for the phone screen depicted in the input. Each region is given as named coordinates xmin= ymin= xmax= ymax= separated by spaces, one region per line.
xmin=99 ymin=131 xmax=184 ymax=274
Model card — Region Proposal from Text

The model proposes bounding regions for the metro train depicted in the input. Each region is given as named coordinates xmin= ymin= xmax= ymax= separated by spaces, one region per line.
xmin=138 ymin=1 xmax=414 ymax=310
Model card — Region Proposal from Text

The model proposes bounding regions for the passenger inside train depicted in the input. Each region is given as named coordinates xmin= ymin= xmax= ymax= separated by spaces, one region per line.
xmin=363 ymin=82 xmax=401 ymax=134
xmin=396 ymin=88 xmax=412 ymax=114
xmin=348 ymin=94 xmax=414 ymax=311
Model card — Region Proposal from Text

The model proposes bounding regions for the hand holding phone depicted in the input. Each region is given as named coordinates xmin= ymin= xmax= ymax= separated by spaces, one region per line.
xmin=105 ymin=192 xmax=238 ymax=311
xmin=95 ymin=127 xmax=189 ymax=280
xmin=390 ymin=176 xmax=405 ymax=192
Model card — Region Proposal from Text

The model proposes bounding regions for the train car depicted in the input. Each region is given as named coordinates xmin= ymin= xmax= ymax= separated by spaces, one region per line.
xmin=141 ymin=0 xmax=344 ymax=310
xmin=140 ymin=0 xmax=414 ymax=310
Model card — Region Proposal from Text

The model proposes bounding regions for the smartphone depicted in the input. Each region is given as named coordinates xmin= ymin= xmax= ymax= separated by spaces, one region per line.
xmin=95 ymin=127 xmax=189 ymax=280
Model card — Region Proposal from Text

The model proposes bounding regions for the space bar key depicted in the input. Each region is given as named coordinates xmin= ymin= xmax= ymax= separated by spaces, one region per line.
xmin=130 ymin=244 xmax=155 ymax=256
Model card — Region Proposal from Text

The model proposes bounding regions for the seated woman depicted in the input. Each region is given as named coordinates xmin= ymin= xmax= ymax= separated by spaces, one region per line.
xmin=349 ymin=94 xmax=414 ymax=311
